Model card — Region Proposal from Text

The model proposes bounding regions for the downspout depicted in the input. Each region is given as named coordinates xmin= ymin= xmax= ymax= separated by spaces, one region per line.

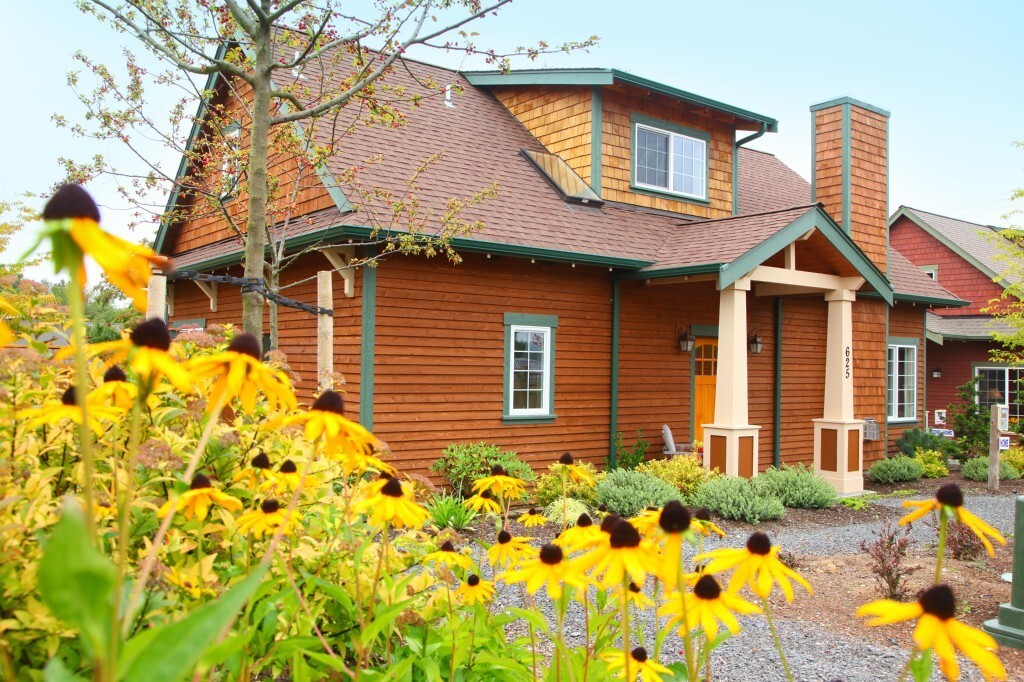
xmin=732 ymin=122 xmax=769 ymax=215
xmin=609 ymin=278 xmax=620 ymax=468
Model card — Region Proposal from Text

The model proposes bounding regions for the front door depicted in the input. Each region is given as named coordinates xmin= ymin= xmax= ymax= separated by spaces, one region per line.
xmin=694 ymin=339 xmax=718 ymax=443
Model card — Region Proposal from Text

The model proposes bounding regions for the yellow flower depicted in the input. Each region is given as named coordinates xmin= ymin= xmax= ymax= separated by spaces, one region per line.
xmin=233 ymin=452 xmax=275 ymax=489
xmin=424 ymin=541 xmax=475 ymax=572
xmin=659 ymin=574 xmax=761 ymax=640
xmin=0 ymin=296 xmax=19 ymax=346
xmin=616 ymin=581 xmax=655 ymax=610
xmin=554 ymin=452 xmax=595 ymax=485
xmin=501 ymin=543 xmax=587 ymax=600
xmin=695 ymin=532 xmax=812 ymax=601
xmin=157 ymin=473 xmax=243 ymax=521
xmin=87 ymin=365 xmax=138 ymax=411
xmin=186 ymin=333 xmax=296 ymax=415
xmin=464 ymin=490 xmax=502 ymax=515
xmin=631 ymin=507 xmax=662 ymax=540
xmin=454 ymin=574 xmax=495 ymax=606
xmin=20 ymin=386 xmax=122 ymax=436
xmin=581 ymin=516 xmax=656 ymax=588
xmin=272 ymin=390 xmax=386 ymax=472
xmin=472 ymin=465 xmax=527 ymax=499
xmin=900 ymin=484 xmax=1006 ymax=557
xmin=601 ymin=647 xmax=672 ymax=682
xmin=487 ymin=530 xmax=534 ymax=569
xmin=654 ymin=501 xmax=695 ymax=590
xmin=517 ymin=508 xmax=547 ymax=528
xmin=857 ymin=584 xmax=1006 ymax=681
xmin=85 ymin=318 xmax=193 ymax=392
xmin=265 ymin=459 xmax=306 ymax=492
xmin=691 ymin=508 xmax=726 ymax=538
xmin=555 ymin=513 xmax=603 ymax=553
xmin=236 ymin=499 xmax=300 ymax=538
xmin=352 ymin=477 xmax=429 ymax=529
xmin=164 ymin=559 xmax=217 ymax=598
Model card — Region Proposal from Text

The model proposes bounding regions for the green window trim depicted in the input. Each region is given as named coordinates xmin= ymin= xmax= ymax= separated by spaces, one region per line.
xmin=503 ymin=313 xmax=558 ymax=424
xmin=630 ymin=113 xmax=711 ymax=204
xmin=919 ymin=265 xmax=939 ymax=281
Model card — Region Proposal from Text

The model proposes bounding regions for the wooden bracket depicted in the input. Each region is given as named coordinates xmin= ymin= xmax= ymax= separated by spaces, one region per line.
xmin=322 ymin=246 xmax=356 ymax=298
xmin=195 ymin=280 xmax=218 ymax=312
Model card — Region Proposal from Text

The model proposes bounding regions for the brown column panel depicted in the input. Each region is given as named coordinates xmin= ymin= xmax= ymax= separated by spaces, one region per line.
xmin=739 ymin=437 xmax=754 ymax=478
xmin=821 ymin=428 xmax=838 ymax=472
xmin=709 ymin=435 xmax=727 ymax=474
xmin=848 ymin=429 xmax=861 ymax=472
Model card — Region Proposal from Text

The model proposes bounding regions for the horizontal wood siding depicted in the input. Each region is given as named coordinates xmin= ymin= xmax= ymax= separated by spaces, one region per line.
xmin=886 ymin=303 xmax=928 ymax=452
xmin=926 ymin=339 xmax=993 ymax=419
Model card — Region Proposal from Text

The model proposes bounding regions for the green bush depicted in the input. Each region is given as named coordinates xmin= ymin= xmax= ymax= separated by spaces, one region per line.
xmin=425 ymin=492 xmax=479 ymax=530
xmin=689 ymin=477 xmax=786 ymax=524
xmin=913 ymin=448 xmax=949 ymax=479
xmin=750 ymin=465 xmax=837 ymax=509
xmin=533 ymin=462 xmax=602 ymax=507
xmin=594 ymin=469 xmax=683 ymax=517
xmin=637 ymin=455 xmax=719 ymax=497
xmin=947 ymin=378 xmax=990 ymax=460
xmin=543 ymin=498 xmax=591 ymax=528
xmin=962 ymin=456 xmax=1022 ymax=482
xmin=1003 ymin=446 xmax=1024 ymax=474
xmin=430 ymin=442 xmax=535 ymax=498
xmin=866 ymin=456 xmax=923 ymax=484
xmin=612 ymin=428 xmax=650 ymax=470
xmin=895 ymin=427 xmax=958 ymax=460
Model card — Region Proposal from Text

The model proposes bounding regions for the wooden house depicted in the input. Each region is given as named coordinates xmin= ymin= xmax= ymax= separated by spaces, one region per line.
xmin=154 ymin=50 xmax=964 ymax=493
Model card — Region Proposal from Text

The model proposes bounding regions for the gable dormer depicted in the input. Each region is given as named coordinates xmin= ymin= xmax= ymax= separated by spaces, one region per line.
xmin=463 ymin=69 xmax=777 ymax=220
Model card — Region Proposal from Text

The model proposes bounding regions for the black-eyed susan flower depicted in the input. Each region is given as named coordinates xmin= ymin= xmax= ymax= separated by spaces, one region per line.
xmin=21 ymin=386 xmax=121 ymax=436
xmin=472 ymin=465 xmax=527 ymax=500
xmin=157 ymin=473 xmax=243 ymax=521
xmin=0 ymin=296 xmax=17 ymax=346
xmin=857 ymin=584 xmax=1006 ymax=681
xmin=659 ymin=574 xmax=761 ymax=640
xmin=555 ymin=513 xmax=603 ymax=552
xmin=186 ymin=332 xmax=296 ymax=415
xmin=695 ymin=532 xmax=811 ymax=601
xmin=454 ymin=574 xmax=495 ymax=606
xmin=502 ymin=543 xmax=586 ymax=600
xmin=900 ymin=484 xmax=1006 ymax=556
xmin=616 ymin=581 xmax=655 ymax=610
xmin=600 ymin=647 xmax=672 ymax=682
xmin=464 ymin=489 xmax=502 ymax=515
xmin=584 ymin=517 xmax=655 ymax=588
xmin=517 ymin=508 xmax=547 ymax=528
xmin=654 ymin=501 xmax=694 ymax=589
xmin=424 ymin=540 xmax=475 ymax=572
xmin=691 ymin=507 xmax=726 ymax=538
xmin=233 ymin=451 xmax=275 ymax=488
xmin=273 ymin=390 xmax=385 ymax=470
xmin=352 ymin=477 xmax=429 ymax=529
xmin=631 ymin=506 xmax=662 ymax=540
xmin=487 ymin=530 xmax=534 ymax=569
xmin=554 ymin=451 xmax=595 ymax=485
xmin=164 ymin=564 xmax=216 ymax=598
xmin=85 ymin=318 xmax=193 ymax=392
xmin=236 ymin=499 xmax=300 ymax=538
xmin=87 ymin=365 xmax=137 ymax=411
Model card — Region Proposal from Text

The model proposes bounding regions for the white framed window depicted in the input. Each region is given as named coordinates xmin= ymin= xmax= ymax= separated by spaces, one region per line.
xmin=503 ymin=313 xmax=557 ymax=422
xmin=633 ymin=121 xmax=708 ymax=200
xmin=975 ymin=366 xmax=1024 ymax=421
xmin=887 ymin=344 xmax=917 ymax=421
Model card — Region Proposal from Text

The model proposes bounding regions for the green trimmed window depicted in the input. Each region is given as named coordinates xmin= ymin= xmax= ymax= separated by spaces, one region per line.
xmin=887 ymin=342 xmax=917 ymax=422
xmin=631 ymin=114 xmax=710 ymax=202
xmin=975 ymin=366 xmax=1024 ymax=420
xmin=503 ymin=313 xmax=557 ymax=423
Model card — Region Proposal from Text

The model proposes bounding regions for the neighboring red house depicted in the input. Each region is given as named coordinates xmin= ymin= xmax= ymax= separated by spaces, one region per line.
xmin=889 ymin=207 xmax=1015 ymax=426
xmin=154 ymin=45 xmax=962 ymax=493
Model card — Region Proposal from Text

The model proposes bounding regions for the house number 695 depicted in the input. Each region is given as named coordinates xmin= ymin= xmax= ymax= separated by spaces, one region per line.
xmin=845 ymin=346 xmax=851 ymax=379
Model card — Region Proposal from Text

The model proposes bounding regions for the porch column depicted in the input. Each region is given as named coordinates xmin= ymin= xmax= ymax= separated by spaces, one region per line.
xmin=146 ymin=274 xmax=167 ymax=321
xmin=703 ymin=280 xmax=760 ymax=477
xmin=813 ymin=288 xmax=864 ymax=495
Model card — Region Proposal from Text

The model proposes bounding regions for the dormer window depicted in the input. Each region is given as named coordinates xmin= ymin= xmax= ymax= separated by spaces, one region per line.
xmin=631 ymin=114 xmax=709 ymax=202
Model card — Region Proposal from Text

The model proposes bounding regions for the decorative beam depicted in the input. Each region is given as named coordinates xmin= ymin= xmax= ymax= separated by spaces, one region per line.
xmin=322 ymin=246 xmax=355 ymax=298
xmin=194 ymin=280 xmax=218 ymax=312
xmin=749 ymin=265 xmax=864 ymax=292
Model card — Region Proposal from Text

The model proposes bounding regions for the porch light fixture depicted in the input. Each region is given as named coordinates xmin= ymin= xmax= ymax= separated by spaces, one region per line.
xmin=678 ymin=328 xmax=695 ymax=353
xmin=932 ymin=368 xmax=942 ymax=379
xmin=748 ymin=332 xmax=765 ymax=355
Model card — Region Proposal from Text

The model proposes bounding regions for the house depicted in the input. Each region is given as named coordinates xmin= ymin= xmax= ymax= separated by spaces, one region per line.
xmin=153 ymin=46 xmax=964 ymax=493
xmin=889 ymin=207 xmax=1016 ymax=425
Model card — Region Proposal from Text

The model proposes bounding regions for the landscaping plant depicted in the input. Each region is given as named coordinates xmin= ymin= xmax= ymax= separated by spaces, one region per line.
xmin=913 ymin=448 xmax=950 ymax=479
xmin=895 ymin=427 xmax=958 ymax=461
xmin=611 ymin=427 xmax=650 ymax=470
xmin=430 ymin=442 xmax=534 ymax=498
xmin=689 ymin=477 xmax=786 ymax=524
xmin=1002 ymin=446 xmax=1024 ymax=474
xmin=593 ymin=468 xmax=683 ymax=517
xmin=542 ymin=498 xmax=590 ymax=528
xmin=533 ymin=460 xmax=602 ymax=507
xmin=637 ymin=454 xmax=719 ymax=497
xmin=859 ymin=519 xmax=915 ymax=600
xmin=866 ymin=456 xmax=924 ymax=484
xmin=946 ymin=378 xmax=991 ymax=460
xmin=751 ymin=465 xmax=838 ymax=509
xmin=961 ymin=456 xmax=1022 ymax=482
xmin=426 ymin=492 xmax=479 ymax=530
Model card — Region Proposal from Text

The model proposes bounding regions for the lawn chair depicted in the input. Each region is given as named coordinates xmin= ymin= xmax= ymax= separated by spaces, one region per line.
xmin=662 ymin=424 xmax=690 ymax=457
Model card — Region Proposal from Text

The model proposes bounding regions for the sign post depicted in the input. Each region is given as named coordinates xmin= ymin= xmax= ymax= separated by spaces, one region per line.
xmin=991 ymin=405 xmax=1010 ymax=493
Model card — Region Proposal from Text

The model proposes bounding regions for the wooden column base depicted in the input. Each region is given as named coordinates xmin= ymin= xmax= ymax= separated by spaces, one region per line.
xmin=813 ymin=419 xmax=864 ymax=495
xmin=702 ymin=425 xmax=760 ymax=478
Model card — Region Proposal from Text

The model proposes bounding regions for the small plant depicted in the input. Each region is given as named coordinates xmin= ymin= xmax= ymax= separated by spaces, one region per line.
xmin=426 ymin=492 xmax=479 ymax=530
xmin=962 ymin=456 xmax=1022 ymax=482
xmin=689 ymin=477 xmax=786 ymax=524
xmin=637 ymin=455 xmax=719 ymax=497
xmin=751 ymin=465 xmax=837 ymax=509
xmin=430 ymin=442 xmax=535 ymax=498
xmin=886 ymin=489 xmax=917 ymax=497
xmin=533 ymin=461 xmax=602 ymax=507
xmin=925 ymin=517 xmax=985 ymax=561
xmin=866 ymin=456 xmax=923 ymax=484
xmin=611 ymin=427 xmax=650 ymax=470
xmin=860 ymin=519 xmax=916 ymax=600
xmin=1003 ymin=446 xmax=1024 ymax=474
xmin=894 ymin=427 xmax=957 ymax=460
xmin=839 ymin=495 xmax=874 ymax=511
xmin=947 ymin=378 xmax=990 ymax=461
xmin=913 ymin=448 xmax=949 ymax=479
xmin=593 ymin=468 xmax=682 ymax=517
xmin=542 ymin=498 xmax=590 ymax=528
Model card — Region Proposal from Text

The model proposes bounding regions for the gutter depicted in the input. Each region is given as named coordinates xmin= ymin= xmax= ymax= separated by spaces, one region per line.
xmin=732 ymin=123 xmax=769 ymax=215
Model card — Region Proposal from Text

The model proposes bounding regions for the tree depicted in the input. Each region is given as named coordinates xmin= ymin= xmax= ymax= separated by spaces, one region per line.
xmin=62 ymin=1 xmax=596 ymax=337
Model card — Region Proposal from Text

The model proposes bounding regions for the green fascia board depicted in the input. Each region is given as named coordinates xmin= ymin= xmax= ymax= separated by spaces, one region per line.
xmin=809 ymin=96 xmax=891 ymax=118
xmin=889 ymin=206 xmax=1007 ymax=289
xmin=935 ymin=331 xmax=998 ymax=341
xmin=616 ymin=263 xmax=723 ymax=281
xmin=841 ymin=102 xmax=852 ymax=233
xmin=609 ymin=279 xmax=619 ymax=466
xmin=926 ymin=329 xmax=944 ymax=345
xmin=463 ymin=69 xmax=778 ymax=132
xmin=887 ymin=336 xmax=920 ymax=347
xmin=861 ymin=290 xmax=969 ymax=308
xmin=590 ymin=86 xmax=603 ymax=195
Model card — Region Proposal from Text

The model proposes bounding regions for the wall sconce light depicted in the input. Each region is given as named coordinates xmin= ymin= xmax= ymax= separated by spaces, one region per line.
xmin=748 ymin=332 xmax=765 ymax=355
xmin=678 ymin=328 xmax=695 ymax=352
xmin=932 ymin=368 xmax=942 ymax=379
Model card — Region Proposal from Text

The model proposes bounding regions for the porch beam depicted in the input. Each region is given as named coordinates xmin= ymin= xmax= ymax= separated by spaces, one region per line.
xmin=749 ymin=265 xmax=864 ymax=291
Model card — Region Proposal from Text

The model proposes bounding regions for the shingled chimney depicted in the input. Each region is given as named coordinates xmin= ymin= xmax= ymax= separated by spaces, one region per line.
xmin=809 ymin=98 xmax=890 ymax=273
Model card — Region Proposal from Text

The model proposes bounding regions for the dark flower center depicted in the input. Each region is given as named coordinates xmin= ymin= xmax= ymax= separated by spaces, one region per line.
xmin=577 ymin=513 xmax=593 ymax=528
xmin=628 ymin=581 xmax=641 ymax=593
xmin=381 ymin=478 xmax=404 ymax=498
xmin=480 ymin=490 xmax=494 ymax=500
xmin=693 ymin=575 xmax=722 ymax=600
xmin=646 ymin=506 xmax=658 ymax=512
xmin=311 ymin=390 xmax=345 ymax=415
xmin=251 ymin=452 xmax=271 ymax=469
xmin=746 ymin=532 xmax=772 ymax=555
xmin=558 ymin=452 xmax=574 ymax=465
xmin=130 ymin=318 xmax=172 ymax=351
xmin=600 ymin=514 xmax=622 ymax=534
xmin=467 ymin=574 xmax=481 ymax=587
xmin=598 ymin=504 xmax=608 ymax=513
xmin=609 ymin=519 xmax=642 ymax=549
xmin=631 ymin=647 xmax=649 ymax=663
xmin=498 ymin=530 xmax=512 ymax=544
xmin=191 ymin=473 xmax=212 ymax=490
xmin=61 ymin=386 xmax=77 ymax=406
xmin=280 ymin=460 xmax=297 ymax=474
xmin=440 ymin=541 xmax=456 ymax=552
xmin=539 ymin=543 xmax=563 ymax=565
xmin=43 ymin=184 xmax=100 ymax=222
xmin=261 ymin=499 xmax=281 ymax=514
xmin=528 ymin=508 xmax=538 ymax=515
xmin=227 ymin=333 xmax=262 ymax=361
xmin=379 ymin=472 xmax=393 ymax=480
xmin=103 ymin=366 xmax=127 ymax=383
xmin=490 ymin=465 xmax=507 ymax=476
xmin=936 ymin=484 xmax=964 ymax=508
xmin=919 ymin=585 xmax=957 ymax=620
xmin=694 ymin=507 xmax=712 ymax=522
xmin=659 ymin=500 xmax=692 ymax=534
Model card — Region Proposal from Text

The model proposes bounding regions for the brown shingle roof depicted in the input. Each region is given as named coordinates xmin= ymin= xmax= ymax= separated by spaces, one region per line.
xmin=926 ymin=313 xmax=1014 ymax=340
xmin=887 ymin=248 xmax=964 ymax=304
xmin=737 ymin=148 xmax=811 ymax=215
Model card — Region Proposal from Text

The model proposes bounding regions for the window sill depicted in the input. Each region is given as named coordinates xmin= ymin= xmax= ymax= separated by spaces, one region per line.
xmin=502 ymin=414 xmax=557 ymax=425
xmin=887 ymin=418 xmax=920 ymax=425
xmin=629 ymin=184 xmax=711 ymax=206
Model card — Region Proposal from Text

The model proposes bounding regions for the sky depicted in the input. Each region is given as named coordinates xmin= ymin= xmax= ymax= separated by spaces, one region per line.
xmin=3 ymin=0 xmax=1023 ymax=280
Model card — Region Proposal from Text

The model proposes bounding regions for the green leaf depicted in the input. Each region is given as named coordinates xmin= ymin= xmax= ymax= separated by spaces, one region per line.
xmin=506 ymin=607 xmax=551 ymax=634
xmin=43 ymin=658 xmax=87 ymax=682
xmin=38 ymin=499 xmax=116 ymax=660
xmin=909 ymin=649 xmax=934 ymax=682
xmin=119 ymin=564 xmax=267 ymax=682
xmin=360 ymin=598 xmax=413 ymax=647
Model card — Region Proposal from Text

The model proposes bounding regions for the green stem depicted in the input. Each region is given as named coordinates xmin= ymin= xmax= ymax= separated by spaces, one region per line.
xmin=762 ymin=596 xmax=794 ymax=682
xmin=677 ymin=546 xmax=695 ymax=677
xmin=653 ymin=579 xmax=662 ymax=659
xmin=561 ymin=470 xmax=568 ymax=533
xmin=896 ymin=648 xmax=921 ymax=682
xmin=935 ymin=513 xmax=948 ymax=584
xmin=109 ymin=399 xmax=143 ymax=670
xmin=557 ymin=588 xmax=568 ymax=682
xmin=582 ymin=588 xmax=591 ymax=681
xmin=620 ymin=577 xmax=631 ymax=678
xmin=67 ymin=265 xmax=96 ymax=542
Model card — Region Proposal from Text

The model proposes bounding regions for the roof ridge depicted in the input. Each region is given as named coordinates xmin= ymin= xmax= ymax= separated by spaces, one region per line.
xmin=903 ymin=205 xmax=1003 ymax=232
xmin=738 ymin=147 xmax=777 ymax=157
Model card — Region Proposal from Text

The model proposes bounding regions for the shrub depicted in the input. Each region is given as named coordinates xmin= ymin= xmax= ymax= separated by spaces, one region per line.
xmin=866 ymin=456 xmax=923 ymax=484
xmin=533 ymin=462 xmax=602 ymax=507
xmin=543 ymin=498 xmax=590 ymax=528
xmin=961 ymin=456 xmax=1022 ymax=482
xmin=947 ymin=521 xmax=985 ymax=560
xmin=751 ymin=465 xmax=837 ymax=509
xmin=425 ymin=492 xmax=479 ymax=530
xmin=947 ymin=378 xmax=990 ymax=460
xmin=913 ymin=448 xmax=949 ymax=479
xmin=430 ymin=443 xmax=535 ymax=498
xmin=594 ymin=469 xmax=683 ymax=517
xmin=688 ymin=477 xmax=785 ymax=524
xmin=860 ymin=519 xmax=916 ymax=600
xmin=895 ymin=427 xmax=958 ymax=460
xmin=612 ymin=427 xmax=650 ymax=470
xmin=1003 ymin=446 xmax=1024 ymax=474
xmin=637 ymin=455 xmax=719 ymax=497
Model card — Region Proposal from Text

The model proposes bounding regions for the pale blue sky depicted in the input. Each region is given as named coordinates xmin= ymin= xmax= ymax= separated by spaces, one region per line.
xmin=3 ymin=0 xmax=1023 ymax=278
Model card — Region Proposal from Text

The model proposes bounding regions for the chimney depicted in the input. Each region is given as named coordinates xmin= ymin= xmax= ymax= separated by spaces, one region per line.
xmin=809 ymin=97 xmax=890 ymax=273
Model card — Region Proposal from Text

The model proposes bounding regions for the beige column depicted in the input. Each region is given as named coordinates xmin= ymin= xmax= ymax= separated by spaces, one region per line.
xmin=146 ymin=274 xmax=167 ymax=321
xmin=317 ymin=271 xmax=335 ymax=391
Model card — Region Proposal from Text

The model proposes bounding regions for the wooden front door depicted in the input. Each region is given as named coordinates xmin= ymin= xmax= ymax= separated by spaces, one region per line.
xmin=694 ymin=339 xmax=718 ymax=442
